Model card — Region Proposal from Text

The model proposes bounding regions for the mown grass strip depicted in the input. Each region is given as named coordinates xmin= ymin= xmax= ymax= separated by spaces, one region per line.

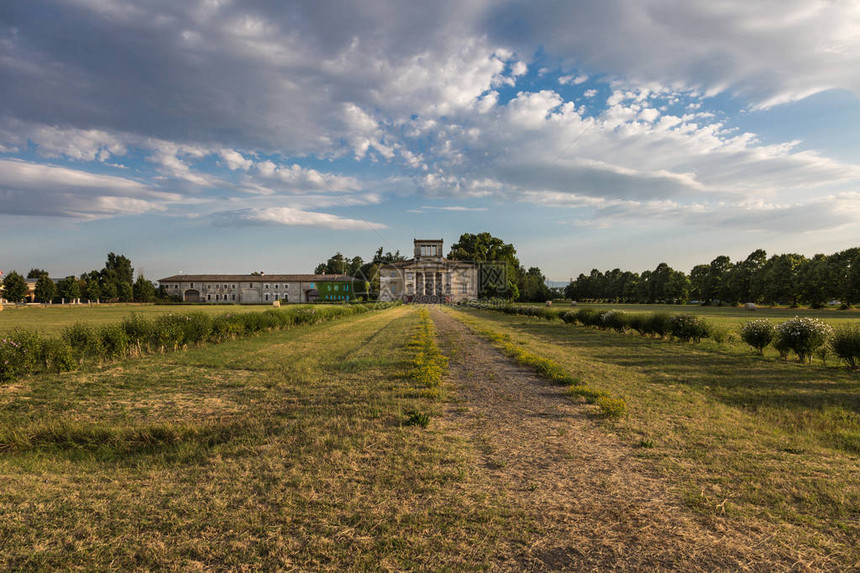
xmin=406 ymin=308 xmax=448 ymax=402
xmin=444 ymin=308 xmax=627 ymax=419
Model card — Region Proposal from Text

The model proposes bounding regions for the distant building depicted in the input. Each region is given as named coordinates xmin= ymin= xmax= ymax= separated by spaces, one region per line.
xmin=157 ymin=274 xmax=362 ymax=304
xmin=378 ymin=239 xmax=478 ymax=303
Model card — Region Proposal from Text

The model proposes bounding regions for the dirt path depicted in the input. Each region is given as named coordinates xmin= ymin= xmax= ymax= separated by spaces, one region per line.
xmin=431 ymin=307 xmax=789 ymax=571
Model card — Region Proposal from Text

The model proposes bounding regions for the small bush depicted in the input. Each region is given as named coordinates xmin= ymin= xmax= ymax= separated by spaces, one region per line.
xmin=575 ymin=308 xmax=602 ymax=327
xmin=404 ymin=410 xmax=430 ymax=428
xmin=595 ymin=396 xmax=628 ymax=419
xmin=775 ymin=317 xmax=833 ymax=363
xmin=61 ymin=323 xmax=102 ymax=363
xmin=644 ymin=312 xmax=672 ymax=337
xmin=627 ymin=314 xmax=648 ymax=335
xmin=670 ymin=314 xmax=709 ymax=342
xmin=121 ymin=314 xmax=154 ymax=356
xmin=740 ymin=319 xmax=775 ymax=355
xmin=98 ymin=324 xmax=129 ymax=360
xmin=831 ymin=325 xmax=860 ymax=369
xmin=560 ymin=311 xmax=577 ymax=324
xmin=600 ymin=310 xmax=628 ymax=332
xmin=0 ymin=329 xmax=44 ymax=382
xmin=40 ymin=338 xmax=77 ymax=373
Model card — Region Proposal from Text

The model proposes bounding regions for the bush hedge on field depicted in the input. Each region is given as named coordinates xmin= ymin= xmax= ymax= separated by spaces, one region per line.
xmin=0 ymin=303 xmax=399 ymax=383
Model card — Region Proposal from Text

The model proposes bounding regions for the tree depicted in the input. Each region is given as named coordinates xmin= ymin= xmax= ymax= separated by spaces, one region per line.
xmin=448 ymin=232 xmax=522 ymax=298
xmin=104 ymin=253 xmax=133 ymax=301
xmin=82 ymin=271 xmax=101 ymax=302
xmin=27 ymin=268 xmax=48 ymax=279
xmin=689 ymin=264 xmax=710 ymax=303
xmin=34 ymin=275 xmax=56 ymax=303
xmin=518 ymin=266 xmax=551 ymax=302
xmin=133 ymin=275 xmax=156 ymax=302
xmin=58 ymin=276 xmax=81 ymax=301
xmin=2 ymin=271 xmax=28 ymax=303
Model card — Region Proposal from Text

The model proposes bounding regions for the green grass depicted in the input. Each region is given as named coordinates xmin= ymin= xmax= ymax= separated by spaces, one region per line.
xmin=0 ymin=306 xmax=525 ymax=570
xmin=446 ymin=306 xmax=860 ymax=566
xmin=0 ymin=303 xmax=269 ymax=336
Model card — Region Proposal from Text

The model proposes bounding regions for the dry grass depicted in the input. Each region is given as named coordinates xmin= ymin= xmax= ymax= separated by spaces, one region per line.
xmin=0 ymin=306 xmax=523 ymax=570
xmin=445 ymin=306 xmax=860 ymax=569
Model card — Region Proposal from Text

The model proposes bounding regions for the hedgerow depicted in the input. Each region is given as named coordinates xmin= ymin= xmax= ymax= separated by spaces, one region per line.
xmin=0 ymin=303 xmax=400 ymax=383
xmin=831 ymin=325 xmax=860 ymax=369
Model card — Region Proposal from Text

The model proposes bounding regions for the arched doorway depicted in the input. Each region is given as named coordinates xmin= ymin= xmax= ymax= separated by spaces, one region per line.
xmin=184 ymin=289 xmax=200 ymax=302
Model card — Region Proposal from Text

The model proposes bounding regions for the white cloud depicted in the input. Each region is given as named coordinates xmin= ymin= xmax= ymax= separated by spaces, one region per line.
xmin=0 ymin=159 xmax=178 ymax=218
xmin=211 ymin=206 xmax=386 ymax=230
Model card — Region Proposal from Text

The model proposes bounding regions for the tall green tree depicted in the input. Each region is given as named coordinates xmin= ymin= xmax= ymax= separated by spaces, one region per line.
xmin=27 ymin=268 xmax=48 ymax=279
xmin=58 ymin=276 xmax=81 ymax=301
xmin=518 ymin=266 xmax=551 ymax=302
xmin=447 ymin=232 xmax=522 ymax=299
xmin=34 ymin=275 xmax=56 ymax=303
xmin=133 ymin=275 xmax=156 ymax=302
xmin=2 ymin=271 xmax=28 ymax=303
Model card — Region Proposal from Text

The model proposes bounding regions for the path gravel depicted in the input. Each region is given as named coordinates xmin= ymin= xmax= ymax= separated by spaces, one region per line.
xmin=431 ymin=307 xmax=788 ymax=571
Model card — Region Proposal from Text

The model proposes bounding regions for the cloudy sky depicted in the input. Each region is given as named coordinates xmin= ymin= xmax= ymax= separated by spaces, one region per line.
xmin=2 ymin=0 xmax=859 ymax=281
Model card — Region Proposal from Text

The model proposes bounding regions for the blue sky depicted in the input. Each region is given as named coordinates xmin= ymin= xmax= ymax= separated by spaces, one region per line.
xmin=1 ymin=0 xmax=859 ymax=281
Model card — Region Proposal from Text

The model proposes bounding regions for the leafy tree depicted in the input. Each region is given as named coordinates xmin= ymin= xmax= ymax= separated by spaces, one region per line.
xmin=105 ymin=253 xmax=134 ymax=286
xmin=133 ymin=275 xmax=156 ymax=302
xmin=447 ymin=232 xmax=522 ymax=298
xmin=27 ymin=268 xmax=48 ymax=279
xmin=518 ymin=267 xmax=551 ymax=302
xmin=761 ymin=253 xmax=806 ymax=306
xmin=118 ymin=281 xmax=133 ymax=302
xmin=104 ymin=253 xmax=133 ymax=301
xmin=798 ymin=254 xmax=829 ymax=308
xmin=82 ymin=271 xmax=101 ymax=302
xmin=689 ymin=264 xmax=710 ymax=303
xmin=665 ymin=270 xmax=691 ymax=304
xmin=58 ymin=276 xmax=81 ymax=301
xmin=34 ymin=275 xmax=56 ymax=303
xmin=2 ymin=271 xmax=28 ymax=303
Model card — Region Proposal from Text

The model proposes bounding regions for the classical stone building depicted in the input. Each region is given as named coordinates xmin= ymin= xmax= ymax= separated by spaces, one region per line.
xmin=378 ymin=239 xmax=478 ymax=303
xmin=157 ymin=274 xmax=357 ymax=304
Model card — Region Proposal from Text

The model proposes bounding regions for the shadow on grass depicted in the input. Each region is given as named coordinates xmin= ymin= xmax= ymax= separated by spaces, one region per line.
xmin=465 ymin=310 xmax=860 ymax=453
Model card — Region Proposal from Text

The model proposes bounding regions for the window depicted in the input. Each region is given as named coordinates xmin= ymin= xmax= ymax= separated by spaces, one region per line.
xmin=190 ymin=283 xmax=194 ymax=288
xmin=265 ymin=294 xmax=269 ymax=301
xmin=334 ymin=284 xmax=339 ymax=291
xmin=231 ymin=284 xmax=235 ymax=289
xmin=274 ymin=284 xmax=279 ymax=290
xmin=208 ymin=294 xmax=211 ymax=300
xmin=223 ymin=284 xmax=227 ymax=289
xmin=232 ymin=294 xmax=236 ymax=300
xmin=264 ymin=284 xmax=269 ymax=289
xmin=345 ymin=284 xmax=349 ymax=291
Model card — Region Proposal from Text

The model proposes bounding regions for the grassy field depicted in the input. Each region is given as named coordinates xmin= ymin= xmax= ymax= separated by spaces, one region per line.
xmin=446 ymin=306 xmax=860 ymax=566
xmin=0 ymin=303 xmax=296 ymax=336
xmin=0 ymin=306 xmax=527 ymax=569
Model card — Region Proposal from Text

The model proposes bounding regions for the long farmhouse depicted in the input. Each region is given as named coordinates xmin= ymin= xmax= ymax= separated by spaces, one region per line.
xmin=158 ymin=274 xmax=357 ymax=304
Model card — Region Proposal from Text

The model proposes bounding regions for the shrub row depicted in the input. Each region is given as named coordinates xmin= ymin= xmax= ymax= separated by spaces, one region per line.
xmin=0 ymin=303 xmax=400 ymax=383
xmin=741 ymin=317 xmax=860 ymax=367
xmin=407 ymin=308 xmax=448 ymax=399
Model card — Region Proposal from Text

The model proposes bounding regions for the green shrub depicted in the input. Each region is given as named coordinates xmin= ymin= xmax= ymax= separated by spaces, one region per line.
xmin=740 ymin=319 xmax=775 ymax=355
xmin=560 ymin=311 xmax=577 ymax=324
xmin=575 ymin=308 xmax=601 ymax=327
xmin=98 ymin=324 xmax=129 ymax=360
xmin=404 ymin=410 xmax=430 ymax=428
xmin=121 ymin=314 xmax=154 ymax=356
xmin=61 ymin=323 xmax=102 ymax=363
xmin=0 ymin=329 xmax=44 ymax=382
xmin=775 ymin=317 xmax=833 ymax=363
xmin=670 ymin=314 xmax=709 ymax=342
xmin=627 ymin=313 xmax=647 ymax=335
xmin=831 ymin=325 xmax=860 ymax=369
xmin=40 ymin=338 xmax=77 ymax=373
xmin=600 ymin=309 xmax=628 ymax=332
xmin=644 ymin=312 xmax=672 ymax=337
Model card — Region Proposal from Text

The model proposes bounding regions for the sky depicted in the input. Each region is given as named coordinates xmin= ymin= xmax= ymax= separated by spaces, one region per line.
xmin=1 ymin=0 xmax=859 ymax=282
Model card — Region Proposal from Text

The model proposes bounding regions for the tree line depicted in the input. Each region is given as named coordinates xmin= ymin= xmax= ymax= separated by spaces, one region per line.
xmin=1 ymin=253 xmax=166 ymax=304
xmin=565 ymin=248 xmax=860 ymax=307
